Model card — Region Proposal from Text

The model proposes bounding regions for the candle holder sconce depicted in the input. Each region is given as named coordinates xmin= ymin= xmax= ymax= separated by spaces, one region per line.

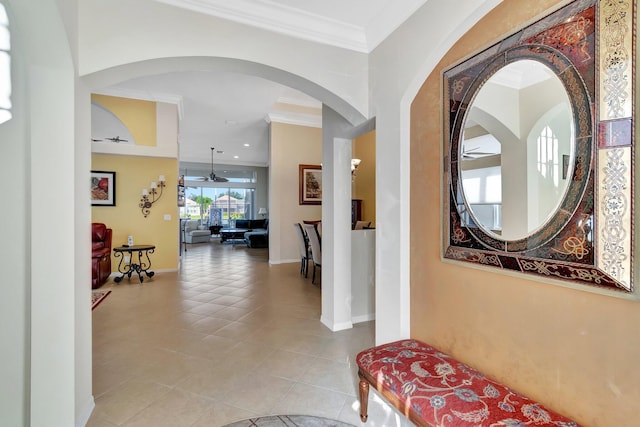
xmin=139 ymin=175 xmax=166 ymax=217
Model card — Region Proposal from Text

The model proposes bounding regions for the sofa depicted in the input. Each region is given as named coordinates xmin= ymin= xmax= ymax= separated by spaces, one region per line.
xmin=92 ymin=223 xmax=112 ymax=289
xmin=183 ymin=220 xmax=211 ymax=244
xmin=236 ymin=219 xmax=269 ymax=248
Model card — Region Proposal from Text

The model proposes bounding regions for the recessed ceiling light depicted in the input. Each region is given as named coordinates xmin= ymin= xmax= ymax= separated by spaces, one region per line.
xmin=243 ymin=143 xmax=250 ymax=147
xmin=233 ymin=155 xmax=239 ymax=159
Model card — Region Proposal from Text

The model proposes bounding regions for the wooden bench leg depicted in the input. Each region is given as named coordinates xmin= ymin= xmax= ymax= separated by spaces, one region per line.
xmin=358 ymin=369 xmax=369 ymax=422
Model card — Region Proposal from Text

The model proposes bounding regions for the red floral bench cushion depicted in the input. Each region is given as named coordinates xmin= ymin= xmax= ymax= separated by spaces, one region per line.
xmin=356 ymin=339 xmax=579 ymax=426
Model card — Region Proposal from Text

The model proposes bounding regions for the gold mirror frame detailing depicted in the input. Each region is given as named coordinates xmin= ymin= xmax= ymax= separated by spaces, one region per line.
xmin=443 ymin=0 xmax=635 ymax=292
xmin=596 ymin=0 xmax=634 ymax=289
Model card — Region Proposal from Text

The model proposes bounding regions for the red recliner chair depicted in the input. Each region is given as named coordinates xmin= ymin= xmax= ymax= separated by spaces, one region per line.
xmin=92 ymin=223 xmax=112 ymax=289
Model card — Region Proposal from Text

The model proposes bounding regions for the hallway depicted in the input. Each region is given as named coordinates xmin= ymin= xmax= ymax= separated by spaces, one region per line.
xmin=88 ymin=242 xmax=399 ymax=426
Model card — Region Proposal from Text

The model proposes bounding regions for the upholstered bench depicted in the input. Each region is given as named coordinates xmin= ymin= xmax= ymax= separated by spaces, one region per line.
xmin=356 ymin=339 xmax=579 ymax=426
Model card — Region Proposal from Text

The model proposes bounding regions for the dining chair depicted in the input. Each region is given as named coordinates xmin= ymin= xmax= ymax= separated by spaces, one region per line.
xmin=303 ymin=223 xmax=322 ymax=285
xmin=303 ymin=219 xmax=321 ymax=236
xmin=293 ymin=223 xmax=312 ymax=278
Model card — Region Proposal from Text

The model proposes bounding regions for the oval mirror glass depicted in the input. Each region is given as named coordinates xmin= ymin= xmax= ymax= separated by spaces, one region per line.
xmin=459 ymin=59 xmax=575 ymax=241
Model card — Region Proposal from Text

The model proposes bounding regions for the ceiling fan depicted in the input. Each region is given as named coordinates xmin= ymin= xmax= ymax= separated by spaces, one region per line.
xmin=461 ymin=146 xmax=498 ymax=159
xmin=196 ymin=147 xmax=228 ymax=182
xmin=106 ymin=136 xmax=128 ymax=143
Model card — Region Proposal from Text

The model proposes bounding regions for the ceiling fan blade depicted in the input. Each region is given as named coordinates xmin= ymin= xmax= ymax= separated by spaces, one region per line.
xmin=462 ymin=151 xmax=498 ymax=159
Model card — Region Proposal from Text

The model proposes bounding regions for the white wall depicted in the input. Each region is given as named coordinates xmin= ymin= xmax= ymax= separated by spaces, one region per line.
xmin=368 ymin=0 xmax=504 ymax=343
xmin=0 ymin=1 xmax=91 ymax=427
xmin=0 ymin=4 xmax=29 ymax=424
xmin=475 ymin=82 xmax=522 ymax=138
xmin=320 ymin=105 xmax=359 ymax=331
xmin=526 ymin=105 xmax=573 ymax=231
xmin=75 ymin=81 xmax=95 ymax=427
xmin=352 ymin=230 xmax=376 ymax=323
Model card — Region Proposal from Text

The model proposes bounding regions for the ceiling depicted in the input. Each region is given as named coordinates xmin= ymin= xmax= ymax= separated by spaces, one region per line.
xmin=154 ymin=0 xmax=428 ymax=52
xmin=490 ymin=60 xmax=555 ymax=89
xmin=95 ymin=0 xmax=427 ymax=174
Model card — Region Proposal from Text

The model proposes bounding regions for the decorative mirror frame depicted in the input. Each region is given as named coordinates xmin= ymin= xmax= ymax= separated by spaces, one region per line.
xmin=443 ymin=0 xmax=635 ymax=293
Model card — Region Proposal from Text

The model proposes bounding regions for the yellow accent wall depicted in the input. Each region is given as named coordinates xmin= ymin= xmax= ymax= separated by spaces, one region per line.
xmin=269 ymin=122 xmax=322 ymax=263
xmin=410 ymin=1 xmax=639 ymax=426
xmin=92 ymin=94 xmax=157 ymax=146
xmin=92 ymin=154 xmax=179 ymax=271
xmin=353 ymin=130 xmax=376 ymax=226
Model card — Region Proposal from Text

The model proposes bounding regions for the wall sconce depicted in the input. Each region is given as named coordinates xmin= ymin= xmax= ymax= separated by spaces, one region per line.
xmin=351 ymin=158 xmax=362 ymax=179
xmin=139 ymin=175 xmax=165 ymax=217
xmin=258 ymin=207 xmax=268 ymax=218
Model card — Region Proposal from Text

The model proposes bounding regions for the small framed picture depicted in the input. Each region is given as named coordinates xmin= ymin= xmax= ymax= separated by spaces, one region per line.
xmin=91 ymin=170 xmax=116 ymax=206
xmin=299 ymin=164 xmax=322 ymax=205
xmin=178 ymin=185 xmax=185 ymax=207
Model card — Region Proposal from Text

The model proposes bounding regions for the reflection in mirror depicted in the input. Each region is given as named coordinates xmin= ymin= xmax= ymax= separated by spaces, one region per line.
xmin=459 ymin=60 xmax=574 ymax=241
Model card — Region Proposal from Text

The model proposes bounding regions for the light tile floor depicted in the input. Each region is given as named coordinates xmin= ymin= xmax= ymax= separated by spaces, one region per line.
xmin=88 ymin=241 xmax=410 ymax=427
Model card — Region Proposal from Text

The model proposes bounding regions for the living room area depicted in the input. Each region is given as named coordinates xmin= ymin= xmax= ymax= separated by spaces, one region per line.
xmin=179 ymin=181 xmax=270 ymax=249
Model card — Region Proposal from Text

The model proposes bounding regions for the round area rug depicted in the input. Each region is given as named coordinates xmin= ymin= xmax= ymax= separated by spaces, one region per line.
xmin=222 ymin=415 xmax=356 ymax=427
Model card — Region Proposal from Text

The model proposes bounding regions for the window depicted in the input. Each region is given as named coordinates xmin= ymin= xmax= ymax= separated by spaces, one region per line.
xmin=180 ymin=186 xmax=256 ymax=227
xmin=0 ymin=4 xmax=10 ymax=125
xmin=537 ymin=125 xmax=559 ymax=185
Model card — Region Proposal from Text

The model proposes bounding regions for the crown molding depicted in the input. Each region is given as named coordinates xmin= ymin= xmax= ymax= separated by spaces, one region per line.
xmin=155 ymin=0 xmax=369 ymax=52
xmin=365 ymin=0 xmax=427 ymax=49
xmin=92 ymin=88 xmax=185 ymax=120
xmin=266 ymin=111 xmax=322 ymax=128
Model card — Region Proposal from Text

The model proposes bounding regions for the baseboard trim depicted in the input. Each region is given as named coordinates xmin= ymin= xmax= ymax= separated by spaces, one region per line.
xmin=321 ymin=316 xmax=353 ymax=332
xmin=108 ymin=268 xmax=177 ymax=277
xmin=352 ymin=314 xmax=376 ymax=324
xmin=153 ymin=268 xmax=179 ymax=273
xmin=269 ymin=258 xmax=299 ymax=265
xmin=76 ymin=396 xmax=95 ymax=427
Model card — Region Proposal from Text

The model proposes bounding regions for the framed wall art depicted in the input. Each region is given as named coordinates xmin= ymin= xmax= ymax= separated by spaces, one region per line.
xmin=299 ymin=164 xmax=322 ymax=205
xmin=91 ymin=170 xmax=116 ymax=206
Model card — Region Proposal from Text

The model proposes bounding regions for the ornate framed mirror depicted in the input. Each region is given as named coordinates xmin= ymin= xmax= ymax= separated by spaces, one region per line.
xmin=443 ymin=0 xmax=635 ymax=292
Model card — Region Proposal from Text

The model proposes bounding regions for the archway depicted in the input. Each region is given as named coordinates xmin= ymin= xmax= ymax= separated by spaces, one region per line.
xmin=82 ymin=56 xmax=366 ymax=128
